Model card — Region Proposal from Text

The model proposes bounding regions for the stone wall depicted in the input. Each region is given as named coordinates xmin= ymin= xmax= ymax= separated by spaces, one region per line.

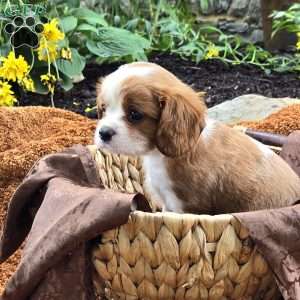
xmin=188 ymin=0 xmax=263 ymax=43
xmin=103 ymin=0 xmax=263 ymax=43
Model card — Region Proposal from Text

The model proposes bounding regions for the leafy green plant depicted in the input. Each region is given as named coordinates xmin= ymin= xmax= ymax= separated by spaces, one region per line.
xmin=2 ymin=0 xmax=299 ymax=108
xmin=50 ymin=0 xmax=300 ymax=76
xmin=271 ymin=4 xmax=300 ymax=36
xmin=149 ymin=1 xmax=300 ymax=73
xmin=0 ymin=0 xmax=151 ymax=106
xmin=268 ymin=3 xmax=300 ymax=73
xmin=86 ymin=27 xmax=150 ymax=61
xmin=47 ymin=2 xmax=151 ymax=63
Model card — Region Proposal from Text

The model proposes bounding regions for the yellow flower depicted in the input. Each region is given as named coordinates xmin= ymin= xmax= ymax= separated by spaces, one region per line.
xmin=205 ymin=46 xmax=219 ymax=59
xmin=0 ymin=80 xmax=17 ymax=106
xmin=61 ymin=47 xmax=72 ymax=60
xmin=40 ymin=73 xmax=56 ymax=94
xmin=0 ymin=51 xmax=29 ymax=82
xmin=42 ymin=19 xmax=64 ymax=42
xmin=37 ymin=38 xmax=59 ymax=62
xmin=37 ymin=18 xmax=64 ymax=62
xmin=21 ymin=76 xmax=35 ymax=92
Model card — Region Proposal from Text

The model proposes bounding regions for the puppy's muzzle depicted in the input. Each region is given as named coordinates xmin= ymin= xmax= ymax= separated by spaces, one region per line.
xmin=99 ymin=126 xmax=116 ymax=142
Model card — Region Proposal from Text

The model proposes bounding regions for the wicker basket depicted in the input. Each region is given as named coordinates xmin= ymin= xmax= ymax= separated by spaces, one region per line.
xmin=87 ymin=146 xmax=280 ymax=300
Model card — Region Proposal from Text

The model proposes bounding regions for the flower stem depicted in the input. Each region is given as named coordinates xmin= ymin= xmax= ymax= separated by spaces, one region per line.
xmin=50 ymin=92 xmax=55 ymax=107
xmin=53 ymin=58 xmax=60 ymax=81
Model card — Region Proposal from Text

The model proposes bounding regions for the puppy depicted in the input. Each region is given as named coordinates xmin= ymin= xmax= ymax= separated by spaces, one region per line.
xmin=94 ymin=62 xmax=300 ymax=214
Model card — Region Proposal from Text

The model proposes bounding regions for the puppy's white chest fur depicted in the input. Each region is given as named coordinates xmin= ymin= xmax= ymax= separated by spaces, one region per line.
xmin=142 ymin=150 xmax=183 ymax=212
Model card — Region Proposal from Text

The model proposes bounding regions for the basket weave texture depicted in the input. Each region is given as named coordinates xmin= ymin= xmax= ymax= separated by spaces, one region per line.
xmin=87 ymin=146 xmax=279 ymax=300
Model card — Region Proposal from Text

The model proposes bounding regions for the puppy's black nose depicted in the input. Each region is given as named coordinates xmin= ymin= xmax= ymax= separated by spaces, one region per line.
xmin=99 ymin=126 xmax=116 ymax=142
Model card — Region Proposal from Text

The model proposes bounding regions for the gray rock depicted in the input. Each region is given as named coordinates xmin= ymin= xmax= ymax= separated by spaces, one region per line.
xmin=208 ymin=94 xmax=300 ymax=124
xmin=114 ymin=0 xmax=263 ymax=37
xmin=248 ymin=0 xmax=261 ymax=23
xmin=249 ymin=29 xmax=264 ymax=44
xmin=215 ymin=0 xmax=232 ymax=13
xmin=229 ymin=0 xmax=249 ymax=17
xmin=218 ymin=20 xmax=249 ymax=33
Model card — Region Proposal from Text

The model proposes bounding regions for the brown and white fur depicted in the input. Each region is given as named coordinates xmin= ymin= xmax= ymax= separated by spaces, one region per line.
xmin=94 ymin=62 xmax=300 ymax=214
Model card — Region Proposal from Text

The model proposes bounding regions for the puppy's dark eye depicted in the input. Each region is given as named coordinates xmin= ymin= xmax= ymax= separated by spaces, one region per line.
xmin=128 ymin=109 xmax=144 ymax=123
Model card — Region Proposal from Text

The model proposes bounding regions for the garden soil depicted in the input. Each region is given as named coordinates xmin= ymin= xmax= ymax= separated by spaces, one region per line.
xmin=19 ymin=53 xmax=300 ymax=119
xmin=1 ymin=104 xmax=300 ymax=294
xmin=0 ymin=106 xmax=96 ymax=294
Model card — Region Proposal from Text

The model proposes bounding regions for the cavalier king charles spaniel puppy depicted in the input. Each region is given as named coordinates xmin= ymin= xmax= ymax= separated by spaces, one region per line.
xmin=94 ymin=62 xmax=300 ymax=214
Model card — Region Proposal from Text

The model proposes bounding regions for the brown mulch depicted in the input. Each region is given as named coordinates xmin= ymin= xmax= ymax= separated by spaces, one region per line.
xmin=0 ymin=106 xmax=96 ymax=294
xmin=238 ymin=104 xmax=300 ymax=136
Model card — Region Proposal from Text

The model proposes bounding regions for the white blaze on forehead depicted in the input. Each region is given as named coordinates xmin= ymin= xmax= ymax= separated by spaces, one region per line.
xmin=101 ymin=64 xmax=154 ymax=107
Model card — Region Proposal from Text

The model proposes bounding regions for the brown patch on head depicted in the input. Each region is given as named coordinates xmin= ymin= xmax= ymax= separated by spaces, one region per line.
xmin=154 ymin=84 xmax=206 ymax=157
xmin=121 ymin=78 xmax=161 ymax=151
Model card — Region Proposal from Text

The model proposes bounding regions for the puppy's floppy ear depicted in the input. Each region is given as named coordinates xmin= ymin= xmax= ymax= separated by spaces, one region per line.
xmin=96 ymin=77 xmax=104 ymax=119
xmin=155 ymin=87 xmax=206 ymax=157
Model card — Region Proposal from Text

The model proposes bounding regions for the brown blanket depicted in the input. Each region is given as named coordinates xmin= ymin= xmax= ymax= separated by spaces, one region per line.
xmin=0 ymin=136 xmax=300 ymax=299
xmin=0 ymin=145 xmax=150 ymax=300
xmin=236 ymin=131 xmax=300 ymax=300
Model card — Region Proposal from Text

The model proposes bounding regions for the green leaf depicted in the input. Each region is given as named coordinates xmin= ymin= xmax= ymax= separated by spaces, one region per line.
xmin=86 ymin=40 xmax=106 ymax=56
xmin=85 ymin=106 xmax=97 ymax=113
xmin=0 ymin=43 xmax=11 ymax=57
xmin=271 ymin=11 xmax=286 ymax=19
xmin=86 ymin=27 xmax=150 ymax=59
xmin=145 ymin=20 xmax=152 ymax=34
xmin=77 ymin=23 xmax=98 ymax=34
xmin=66 ymin=0 xmax=80 ymax=7
xmin=28 ymin=65 xmax=52 ymax=95
xmin=57 ymin=39 xmax=68 ymax=48
xmin=59 ymin=16 xmax=78 ymax=33
xmin=59 ymin=73 xmax=74 ymax=91
xmin=158 ymin=34 xmax=173 ymax=50
xmin=56 ymin=48 xmax=86 ymax=78
xmin=30 ymin=73 xmax=49 ymax=95
xmin=196 ymin=51 xmax=204 ymax=63
xmin=125 ymin=18 xmax=139 ymax=31
xmin=136 ymin=52 xmax=148 ymax=61
xmin=72 ymin=8 xmax=108 ymax=26
xmin=199 ymin=0 xmax=211 ymax=14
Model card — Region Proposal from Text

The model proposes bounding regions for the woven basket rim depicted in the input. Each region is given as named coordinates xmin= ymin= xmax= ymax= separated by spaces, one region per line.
xmin=131 ymin=210 xmax=236 ymax=220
